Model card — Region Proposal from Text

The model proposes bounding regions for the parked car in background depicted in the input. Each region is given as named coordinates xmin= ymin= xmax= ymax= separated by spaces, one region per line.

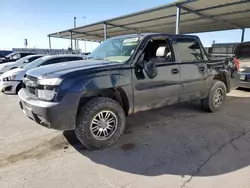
xmin=0 ymin=54 xmax=83 ymax=94
xmin=235 ymin=42 xmax=250 ymax=89
xmin=0 ymin=54 xmax=44 ymax=75
xmin=0 ymin=52 xmax=36 ymax=64
xmin=81 ymin=52 xmax=91 ymax=59
xmin=18 ymin=33 xmax=240 ymax=149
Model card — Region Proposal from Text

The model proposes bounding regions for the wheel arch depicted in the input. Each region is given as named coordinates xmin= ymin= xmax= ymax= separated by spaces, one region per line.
xmin=15 ymin=82 xmax=22 ymax=94
xmin=213 ymin=71 xmax=230 ymax=93
xmin=77 ymin=87 xmax=130 ymax=116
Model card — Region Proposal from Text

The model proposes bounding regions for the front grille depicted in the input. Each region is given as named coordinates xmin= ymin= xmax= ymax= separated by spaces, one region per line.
xmin=27 ymin=87 xmax=36 ymax=95
xmin=23 ymin=75 xmax=38 ymax=96
xmin=27 ymin=75 xmax=38 ymax=82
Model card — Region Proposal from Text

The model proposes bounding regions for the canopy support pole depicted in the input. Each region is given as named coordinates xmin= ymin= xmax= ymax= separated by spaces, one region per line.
xmin=241 ymin=28 xmax=245 ymax=42
xmin=74 ymin=17 xmax=77 ymax=51
xmin=175 ymin=5 xmax=181 ymax=34
xmin=48 ymin=36 xmax=51 ymax=53
xmin=70 ymin=31 xmax=73 ymax=52
xmin=103 ymin=23 xmax=107 ymax=40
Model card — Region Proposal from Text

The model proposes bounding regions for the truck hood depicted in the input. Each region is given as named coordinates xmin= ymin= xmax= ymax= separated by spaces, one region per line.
xmin=27 ymin=60 xmax=123 ymax=78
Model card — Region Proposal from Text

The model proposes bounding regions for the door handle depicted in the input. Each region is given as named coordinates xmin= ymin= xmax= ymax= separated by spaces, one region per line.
xmin=171 ymin=68 xmax=179 ymax=74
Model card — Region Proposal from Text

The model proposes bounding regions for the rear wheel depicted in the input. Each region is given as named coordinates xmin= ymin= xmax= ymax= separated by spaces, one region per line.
xmin=201 ymin=80 xmax=227 ymax=112
xmin=75 ymin=97 xmax=126 ymax=149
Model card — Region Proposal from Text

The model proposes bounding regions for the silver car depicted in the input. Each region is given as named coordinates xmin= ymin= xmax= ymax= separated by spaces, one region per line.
xmin=0 ymin=54 xmax=83 ymax=94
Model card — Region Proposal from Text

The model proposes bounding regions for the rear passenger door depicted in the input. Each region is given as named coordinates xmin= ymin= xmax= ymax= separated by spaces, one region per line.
xmin=175 ymin=37 xmax=208 ymax=101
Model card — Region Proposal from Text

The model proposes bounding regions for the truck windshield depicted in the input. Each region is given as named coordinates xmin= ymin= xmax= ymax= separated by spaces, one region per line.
xmin=88 ymin=36 xmax=141 ymax=63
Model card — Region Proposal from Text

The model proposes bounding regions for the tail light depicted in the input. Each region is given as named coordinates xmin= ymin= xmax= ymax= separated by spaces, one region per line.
xmin=233 ymin=57 xmax=240 ymax=71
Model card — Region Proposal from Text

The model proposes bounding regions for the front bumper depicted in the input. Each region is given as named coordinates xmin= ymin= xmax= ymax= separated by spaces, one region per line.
xmin=18 ymin=89 xmax=80 ymax=130
xmin=238 ymin=73 xmax=250 ymax=89
xmin=239 ymin=81 xmax=250 ymax=89
xmin=0 ymin=80 xmax=20 ymax=93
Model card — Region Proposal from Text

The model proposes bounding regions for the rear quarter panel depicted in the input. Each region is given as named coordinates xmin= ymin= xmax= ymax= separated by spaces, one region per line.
xmin=206 ymin=58 xmax=240 ymax=92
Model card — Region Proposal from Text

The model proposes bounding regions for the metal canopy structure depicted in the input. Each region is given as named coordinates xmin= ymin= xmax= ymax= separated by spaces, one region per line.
xmin=48 ymin=0 xmax=250 ymax=49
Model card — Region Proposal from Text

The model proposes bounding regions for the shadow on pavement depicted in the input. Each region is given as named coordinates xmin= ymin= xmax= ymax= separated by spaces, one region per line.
xmin=64 ymin=93 xmax=250 ymax=177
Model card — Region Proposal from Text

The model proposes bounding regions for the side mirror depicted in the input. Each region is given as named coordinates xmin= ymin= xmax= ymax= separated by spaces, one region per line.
xmin=144 ymin=61 xmax=158 ymax=79
xmin=24 ymin=60 xmax=29 ymax=63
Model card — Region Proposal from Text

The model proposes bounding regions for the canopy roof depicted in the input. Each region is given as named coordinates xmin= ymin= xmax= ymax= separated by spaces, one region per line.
xmin=48 ymin=0 xmax=250 ymax=42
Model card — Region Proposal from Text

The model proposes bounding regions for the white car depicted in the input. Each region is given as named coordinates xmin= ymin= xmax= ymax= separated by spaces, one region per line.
xmin=0 ymin=54 xmax=44 ymax=75
xmin=0 ymin=54 xmax=83 ymax=94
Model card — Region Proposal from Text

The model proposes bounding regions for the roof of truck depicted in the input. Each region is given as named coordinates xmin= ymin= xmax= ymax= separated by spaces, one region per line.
xmin=48 ymin=0 xmax=250 ymax=42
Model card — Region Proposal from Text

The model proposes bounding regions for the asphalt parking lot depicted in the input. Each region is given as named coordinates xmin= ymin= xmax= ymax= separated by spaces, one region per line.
xmin=0 ymin=90 xmax=250 ymax=188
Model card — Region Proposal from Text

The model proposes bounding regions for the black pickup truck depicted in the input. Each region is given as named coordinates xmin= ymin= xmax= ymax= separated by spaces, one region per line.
xmin=18 ymin=33 xmax=240 ymax=149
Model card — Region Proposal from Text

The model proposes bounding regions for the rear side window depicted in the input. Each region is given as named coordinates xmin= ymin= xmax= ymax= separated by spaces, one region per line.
xmin=41 ymin=57 xmax=61 ymax=66
xmin=63 ymin=56 xmax=83 ymax=62
xmin=70 ymin=56 xmax=83 ymax=61
xmin=28 ymin=56 xmax=41 ymax=62
xmin=20 ymin=53 xmax=33 ymax=58
xmin=176 ymin=38 xmax=204 ymax=62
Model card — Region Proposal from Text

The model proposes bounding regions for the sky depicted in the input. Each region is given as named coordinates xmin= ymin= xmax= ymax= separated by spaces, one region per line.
xmin=1 ymin=0 xmax=249 ymax=52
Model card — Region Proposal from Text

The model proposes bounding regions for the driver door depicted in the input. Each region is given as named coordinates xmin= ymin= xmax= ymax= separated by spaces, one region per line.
xmin=133 ymin=37 xmax=181 ymax=112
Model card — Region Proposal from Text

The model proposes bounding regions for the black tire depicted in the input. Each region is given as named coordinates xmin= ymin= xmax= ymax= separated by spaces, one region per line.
xmin=201 ymin=80 xmax=227 ymax=112
xmin=75 ymin=97 xmax=126 ymax=149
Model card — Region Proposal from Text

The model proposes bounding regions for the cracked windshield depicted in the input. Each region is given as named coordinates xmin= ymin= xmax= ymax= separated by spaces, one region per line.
xmin=88 ymin=36 xmax=141 ymax=62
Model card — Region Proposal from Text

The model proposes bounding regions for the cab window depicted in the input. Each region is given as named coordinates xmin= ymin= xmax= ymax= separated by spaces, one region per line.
xmin=175 ymin=38 xmax=205 ymax=62
xmin=143 ymin=38 xmax=174 ymax=63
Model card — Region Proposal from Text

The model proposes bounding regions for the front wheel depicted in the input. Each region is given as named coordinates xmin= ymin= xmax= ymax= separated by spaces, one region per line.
xmin=75 ymin=97 xmax=126 ymax=149
xmin=201 ymin=80 xmax=227 ymax=112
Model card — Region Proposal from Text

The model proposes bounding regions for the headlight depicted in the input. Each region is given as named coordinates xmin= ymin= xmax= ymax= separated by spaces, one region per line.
xmin=37 ymin=78 xmax=62 ymax=86
xmin=3 ymin=75 xmax=16 ymax=81
xmin=37 ymin=89 xmax=56 ymax=101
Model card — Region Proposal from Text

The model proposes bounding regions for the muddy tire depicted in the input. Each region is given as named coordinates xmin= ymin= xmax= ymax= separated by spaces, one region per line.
xmin=75 ymin=97 xmax=126 ymax=149
xmin=201 ymin=80 xmax=227 ymax=112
